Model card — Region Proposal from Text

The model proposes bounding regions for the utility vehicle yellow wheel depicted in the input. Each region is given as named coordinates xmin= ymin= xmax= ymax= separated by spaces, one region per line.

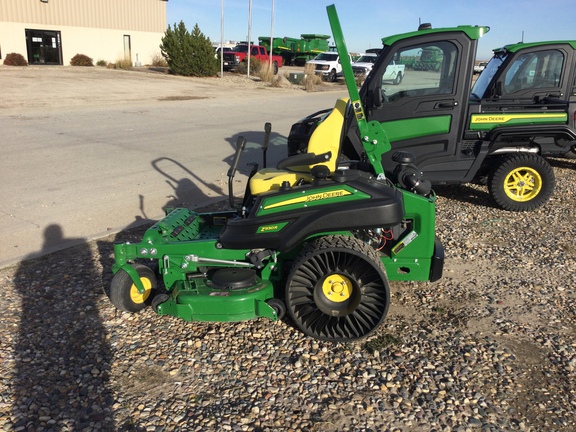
xmin=286 ymin=235 xmax=390 ymax=342
xmin=110 ymin=264 xmax=156 ymax=313
xmin=488 ymin=153 xmax=555 ymax=212
xmin=503 ymin=166 xmax=542 ymax=201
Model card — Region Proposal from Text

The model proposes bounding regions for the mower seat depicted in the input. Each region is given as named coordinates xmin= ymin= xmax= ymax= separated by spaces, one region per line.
xmin=249 ymin=97 xmax=348 ymax=196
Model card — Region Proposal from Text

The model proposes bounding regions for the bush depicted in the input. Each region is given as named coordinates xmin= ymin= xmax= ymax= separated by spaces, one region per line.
xmin=258 ymin=61 xmax=276 ymax=82
xmin=114 ymin=59 xmax=132 ymax=70
xmin=3 ymin=53 xmax=28 ymax=66
xmin=235 ymin=57 xmax=263 ymax=75
xmin=151 ymin=53 xmax=168 ymax=68
xmin=70 ymin=53 xmax=94 ymax=66
xmin=160 ymin=21 xmax=218 ymax=77
xmin=303 ymin=63 xmax=323 ymax=92
xmin=96 ymin=60 xmax=108 ymax=67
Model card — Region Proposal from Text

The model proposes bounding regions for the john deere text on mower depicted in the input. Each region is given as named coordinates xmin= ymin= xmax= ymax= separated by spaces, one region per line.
xmin=109 ymin=5 xmax=444 ymax=342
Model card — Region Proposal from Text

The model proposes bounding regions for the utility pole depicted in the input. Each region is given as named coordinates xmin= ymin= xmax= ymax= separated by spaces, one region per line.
xmin=269 ymin=0 xmax=275 ymax=69
xmin=247 ymin=0 xmax=252 ymax=77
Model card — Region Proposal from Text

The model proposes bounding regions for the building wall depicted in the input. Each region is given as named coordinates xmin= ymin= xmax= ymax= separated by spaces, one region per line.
xmin=0 ymin=0 xmax=167 ymax=65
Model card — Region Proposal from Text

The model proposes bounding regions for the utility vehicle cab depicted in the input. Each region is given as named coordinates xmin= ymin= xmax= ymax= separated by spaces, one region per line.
xmin=290 ymin=23 xmax=576 ymax=211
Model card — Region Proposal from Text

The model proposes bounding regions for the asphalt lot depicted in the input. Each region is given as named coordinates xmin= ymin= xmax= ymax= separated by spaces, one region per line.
xmin=0 ymin=65 xmax=346 ymax=268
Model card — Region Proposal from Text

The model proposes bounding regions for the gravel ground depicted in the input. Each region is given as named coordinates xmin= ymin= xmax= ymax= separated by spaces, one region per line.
xmin=1 ymin=151 xmax=575 ymax=430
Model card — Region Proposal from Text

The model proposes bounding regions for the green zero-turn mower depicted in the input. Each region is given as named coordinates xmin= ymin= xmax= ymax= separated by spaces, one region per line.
xmin=109 ymin=5 xmax=444 ymax=342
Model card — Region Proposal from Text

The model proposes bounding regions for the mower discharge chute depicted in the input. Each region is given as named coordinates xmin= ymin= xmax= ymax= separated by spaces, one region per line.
xmin=109 ymin=5 xmax=444 ymax=342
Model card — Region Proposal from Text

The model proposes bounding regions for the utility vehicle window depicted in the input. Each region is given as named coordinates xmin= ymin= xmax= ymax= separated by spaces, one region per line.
xmin=503 ymin=49 xmax=564 ymax=93
xmin=379 ymin=41 xmax=458 ymax=103
xmin=471 ymin=55 xmax=505 ymax=98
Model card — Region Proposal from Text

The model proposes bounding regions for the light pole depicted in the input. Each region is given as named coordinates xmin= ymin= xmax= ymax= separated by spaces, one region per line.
xmin=247 ymin=0 xmax=252 ymax=77
xmin=220 ymin=0 xmax=224 ymax=78
xmin=269 ymin=0 xmax=275 ymax=69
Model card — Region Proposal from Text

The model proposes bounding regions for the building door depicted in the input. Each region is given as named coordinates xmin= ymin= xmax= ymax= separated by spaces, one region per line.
xmin=123 ymin=35 xmax=131 ymax=62
xmin=25 ymin=29 xmax=62 ymax=65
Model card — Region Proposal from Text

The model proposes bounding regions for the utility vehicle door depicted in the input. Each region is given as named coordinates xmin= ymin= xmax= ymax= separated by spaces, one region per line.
xmin=470 ymin=42 xmax=576 ymax=153
xmin=354 ymin=30 xmax=480 ymax=183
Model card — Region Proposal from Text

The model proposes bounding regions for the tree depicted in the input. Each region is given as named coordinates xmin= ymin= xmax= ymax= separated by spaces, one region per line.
xmin=160 ymin=21 xmax=218 ymax=77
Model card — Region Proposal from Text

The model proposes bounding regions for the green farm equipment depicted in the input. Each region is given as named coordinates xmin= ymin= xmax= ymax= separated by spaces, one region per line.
xmin=259 ymin=34 xmax=330 ymax=66
xmin=109 ymin=5 xmax=444 ymax=342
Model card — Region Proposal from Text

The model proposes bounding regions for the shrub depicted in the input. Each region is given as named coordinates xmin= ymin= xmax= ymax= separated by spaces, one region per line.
xmin=70 ymin=53 xmax=93 ymax=66
xmin=3 ymin=53 xmax=28 ymax=66
xmin=96 ymin=60 xmax=108 ymax=67
xmin=160 ymin=21 xmax=218 ymax=77
xmin=303 ymin=63 xmax=323 ymax=92
xmin=235 ymin=57 xmax=263 ymax=75
xmin=151 ymin=53 xmax=168 ymax=68
xmin=114 ymin=59 xmax=132 ymax=70
xmin=258 ymin=61 xmax=275 ymax=82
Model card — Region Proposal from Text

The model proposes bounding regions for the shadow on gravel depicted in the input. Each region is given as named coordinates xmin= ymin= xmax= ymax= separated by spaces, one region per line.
xmin=548 ymin=156 xmax=576 ymax=170
xmin=12 ymin=224 xmax=116 ymax=430
xmin=433 ymin=184 xmax=498 ymax=209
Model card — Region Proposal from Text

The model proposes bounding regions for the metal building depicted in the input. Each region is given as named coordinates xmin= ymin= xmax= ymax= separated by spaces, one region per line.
xmin=0 ymin=0 xmax=167 ymax=66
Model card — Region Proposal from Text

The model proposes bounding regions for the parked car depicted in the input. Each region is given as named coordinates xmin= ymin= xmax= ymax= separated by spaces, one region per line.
xmin=306 ymin=51 xmax=352 ymax=82
xmin=352 ymin=53 xmax=378 ymax=77
xmin=473 ymin=61 xmax=487 ymax=74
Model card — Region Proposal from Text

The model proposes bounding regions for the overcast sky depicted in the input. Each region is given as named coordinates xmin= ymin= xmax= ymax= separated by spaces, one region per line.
xmin=167 ymin=0 xmax=576 ymax=60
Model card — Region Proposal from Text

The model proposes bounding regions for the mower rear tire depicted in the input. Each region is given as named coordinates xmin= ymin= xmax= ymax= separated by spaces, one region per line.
xmin=110 ymin=264 xmax=156 ymax=313
xmin=285 ymin=235 xmax=390 ymax=342
xmin=488 ymin=153 xmax=555 ymax=212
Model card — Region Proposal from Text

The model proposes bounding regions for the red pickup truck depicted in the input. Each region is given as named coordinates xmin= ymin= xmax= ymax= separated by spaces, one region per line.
xmin=222 ymin=44 xmax=282 ymax=74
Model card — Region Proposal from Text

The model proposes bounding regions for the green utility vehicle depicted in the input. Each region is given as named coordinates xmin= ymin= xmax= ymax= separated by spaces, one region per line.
xmin=289 ymin=25 xmax=576 ymax=211
xmin=108 ymin=5 xmax=443 ymax=342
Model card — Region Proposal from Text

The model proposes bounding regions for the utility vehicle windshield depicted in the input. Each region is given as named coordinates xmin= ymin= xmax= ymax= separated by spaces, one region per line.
xmin=471 ymin=54 xmax=506 ymax=98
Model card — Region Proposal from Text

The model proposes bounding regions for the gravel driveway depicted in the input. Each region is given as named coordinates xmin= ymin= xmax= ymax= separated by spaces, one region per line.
xmin=0 ymin=67 xmax=575 ymax=432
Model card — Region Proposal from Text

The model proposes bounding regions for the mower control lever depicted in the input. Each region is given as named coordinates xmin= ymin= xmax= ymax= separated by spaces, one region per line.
xmin=262 ymin=122 xmax=271 ymax=168
xmin=228 ymin=136 xmax=247 ymax=208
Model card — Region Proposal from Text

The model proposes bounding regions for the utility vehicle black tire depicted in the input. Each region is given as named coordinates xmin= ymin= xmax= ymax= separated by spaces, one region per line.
xmin=285 ymin=235 xmax=390 ymax=342
xmin=394 ymin=72 xmax=403 ymax=85
xmin=329 ymin=69 xmax=337 ymax=82
xmin=266 ymin=298 xmax=286 ymax=320
xmin=487 ymin=153 xmax=555 ymax=212
xmin=110 ymin=264 xmax=156 ymax=313
xmin=273 ymin=61 xmax=279 ymax=75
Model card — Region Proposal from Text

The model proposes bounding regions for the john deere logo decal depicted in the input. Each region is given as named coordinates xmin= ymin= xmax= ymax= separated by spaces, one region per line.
xmin=306 ymin=190 xmax=348 ymax=202
xmin=263 ymin=189 xmax=352 ymax=210
xmin=471 ymin=113 xmax=566 ymax=124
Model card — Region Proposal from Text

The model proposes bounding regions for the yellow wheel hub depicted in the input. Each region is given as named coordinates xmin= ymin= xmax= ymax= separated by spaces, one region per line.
xmin=322 ymin=274 xmax=353 ymax=303
xmin=130 ymin=277 xmax=152 ymax=304
xmin=504 ymin=166 xmax=542 ymax=202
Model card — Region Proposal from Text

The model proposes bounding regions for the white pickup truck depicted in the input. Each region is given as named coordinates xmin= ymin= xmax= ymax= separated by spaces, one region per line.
xmin=382 ymin=60 xmax=405 ymax=85
xmin=306 ymin=52 xmax=352 ymax=82
xmin=473 ymin=61 xmax=487 ymax=74
xmin=352 ymin=53 xmax=378 ymax=78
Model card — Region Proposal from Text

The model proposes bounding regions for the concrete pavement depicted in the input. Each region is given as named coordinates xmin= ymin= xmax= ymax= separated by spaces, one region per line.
xmin=0 ymin=65 xmax=347 ymax=268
